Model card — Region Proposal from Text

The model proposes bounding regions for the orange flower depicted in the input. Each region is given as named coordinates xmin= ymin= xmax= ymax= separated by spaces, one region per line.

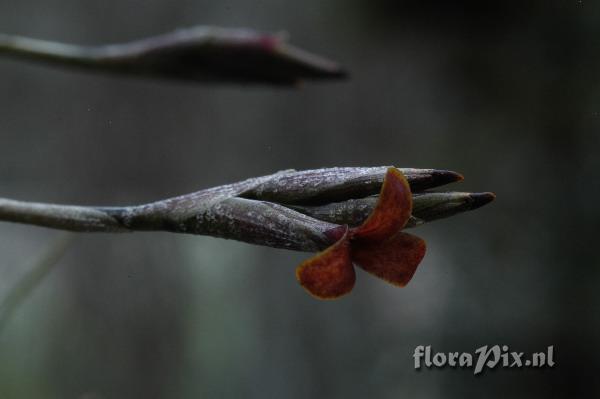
xmin=296 ymin=168 xmax=426 ymax=299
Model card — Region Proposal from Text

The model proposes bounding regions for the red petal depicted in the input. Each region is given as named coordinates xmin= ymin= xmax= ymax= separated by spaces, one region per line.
xmin=352 ymin=167 xmax=412 ymax=243
xmin=352 ymin=232 xmax=426 ymax=287
xmin=296 ymin=227 xmax=355 ymax=299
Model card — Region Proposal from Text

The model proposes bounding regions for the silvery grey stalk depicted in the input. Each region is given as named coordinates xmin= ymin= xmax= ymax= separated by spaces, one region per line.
xmin=0 ymin=167 xmax=493 ymax=252
xmin=0 ymin=26 xmax=347 ymax=85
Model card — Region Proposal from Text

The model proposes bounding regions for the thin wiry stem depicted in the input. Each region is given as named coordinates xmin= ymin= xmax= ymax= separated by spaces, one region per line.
xmin=0 ymin=234 xmax=73 ymax=334
xmin=0 ymin=26 xmax=347 ymax=85
xmin=0 ymin=167 xmax=493 ymax=252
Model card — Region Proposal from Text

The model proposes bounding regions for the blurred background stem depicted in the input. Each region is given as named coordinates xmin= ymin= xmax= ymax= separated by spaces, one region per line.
xmin=0 ymin=234 xmax=73 ymax=334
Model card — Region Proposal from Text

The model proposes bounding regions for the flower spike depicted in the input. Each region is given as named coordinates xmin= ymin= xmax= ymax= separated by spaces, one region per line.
xmin=351 ymin=232 xmax=426 ymax=287
xmin=295 ymin=167 xmax=428 ymax=299
xmin=296 ymin=226 xmax=355 ymax=299
xmin=352 ymin=167 xmax=413 ymax=242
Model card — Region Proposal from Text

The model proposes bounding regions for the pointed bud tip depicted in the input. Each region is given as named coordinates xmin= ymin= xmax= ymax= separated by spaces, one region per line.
xmin=309 ymin=65 xmax=349 ymax=80
xmin=410 ymin=170 xmax=465 ymax=191
xmin=431 ymin=170 xmax=464 ymax=186
xmin=332 ymin=67 xmax=350 ymax=79
xmin=468 ymin=192 xmax=496 ymax=210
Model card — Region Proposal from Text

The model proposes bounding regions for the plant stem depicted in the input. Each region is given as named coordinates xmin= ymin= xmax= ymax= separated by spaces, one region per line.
xmin=0 ymin=27 xmax=348 ymax=85
xmin=0 ymin=167 xmax=491 ymax=252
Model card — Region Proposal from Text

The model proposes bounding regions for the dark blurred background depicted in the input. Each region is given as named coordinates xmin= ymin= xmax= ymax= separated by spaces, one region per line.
xmin=0 ymin=1 xmax=598 ymax=398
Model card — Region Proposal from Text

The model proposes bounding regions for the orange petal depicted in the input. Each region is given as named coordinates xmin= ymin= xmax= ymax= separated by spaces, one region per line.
xmin=352 ymin=167 xmax=412 ymax=243
xmin=296 ymin=227 xmax=355 ymax=299
xmin=352 ymin=232 xmax=426 ymax=287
